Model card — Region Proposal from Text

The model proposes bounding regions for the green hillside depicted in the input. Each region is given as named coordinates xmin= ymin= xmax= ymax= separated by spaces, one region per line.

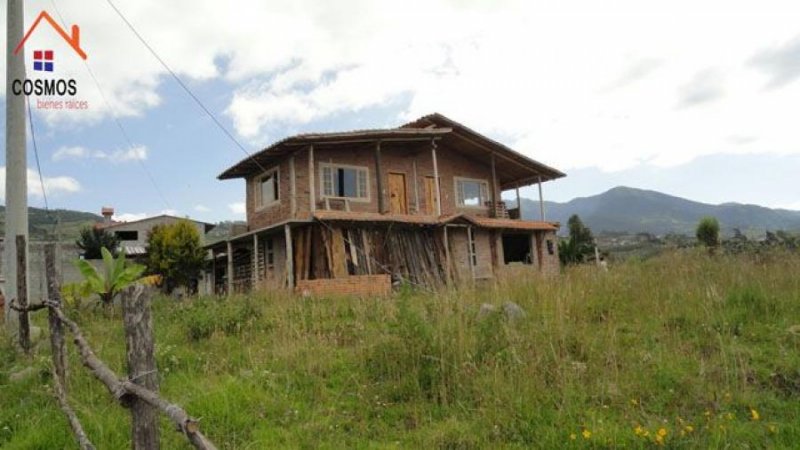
xmin=520 ymin=186 xmax=800 ymax=235
xmin=0 ymin=206 xmax=101 ymax=242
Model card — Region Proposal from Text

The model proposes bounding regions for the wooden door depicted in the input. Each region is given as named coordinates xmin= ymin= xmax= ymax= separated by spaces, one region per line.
xmin=424 ymin=176 xmax=439 ymax=215
xmin=388 ymin=173 xmax=408 ymax=214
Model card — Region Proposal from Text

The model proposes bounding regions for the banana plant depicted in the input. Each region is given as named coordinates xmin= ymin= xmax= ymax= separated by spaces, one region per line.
xmin=74 ymin=247 xmax=146 ymax=305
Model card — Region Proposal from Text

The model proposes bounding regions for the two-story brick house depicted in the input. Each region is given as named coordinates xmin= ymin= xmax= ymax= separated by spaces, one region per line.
xmin=205 ymin=113 xmax=565 ymax=296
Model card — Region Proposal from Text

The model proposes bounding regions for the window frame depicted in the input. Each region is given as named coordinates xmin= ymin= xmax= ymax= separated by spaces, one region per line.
xmin=453 ymin=176 xmax=490 ymax=209
xmin=254 ymin=166 xmax=280 ymax=210
xmin=318 ymin=162 xmax=371 ymax=203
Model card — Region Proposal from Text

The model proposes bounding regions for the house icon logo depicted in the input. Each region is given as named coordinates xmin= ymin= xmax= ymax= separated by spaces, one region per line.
xmin=13 ymin=11 xmax=88 ymax=61
xmin=10 ymin=11 xmax=90 ymax=110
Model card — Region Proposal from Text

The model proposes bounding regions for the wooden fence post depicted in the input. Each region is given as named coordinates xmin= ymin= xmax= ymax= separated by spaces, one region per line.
xmin=16 ymin=235 xmax=30 ymax=352
xmin=122 ymin=285 xmax=159 ymax=450
xmin=44 ymin=243 xmax=68 ymax=387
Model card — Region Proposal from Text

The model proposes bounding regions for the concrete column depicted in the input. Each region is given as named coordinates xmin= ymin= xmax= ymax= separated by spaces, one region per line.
xmin=515 ymin=185 xmax=522 ymax=220
xmin=284 ymin=224 xmax=294 ymax=288
xmin=537 ymin=176 xmax=545 ymax=221
xmin=4 ymin=0 xmax=27 ymax=326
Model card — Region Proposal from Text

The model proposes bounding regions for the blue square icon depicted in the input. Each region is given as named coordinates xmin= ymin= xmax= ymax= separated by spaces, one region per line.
xmin=33 ymin=61 xmax=43 ymax=71
xmin=44 ymin=62 xmax=53 ymax=72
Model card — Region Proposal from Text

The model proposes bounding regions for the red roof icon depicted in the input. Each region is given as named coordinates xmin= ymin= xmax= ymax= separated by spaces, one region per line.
xmin=14 ymin=11 xmax=87 ymax=60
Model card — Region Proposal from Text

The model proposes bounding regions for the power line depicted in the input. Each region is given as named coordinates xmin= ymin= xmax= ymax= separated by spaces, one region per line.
xmin=103 ymin=0 xmax=268 ymax=174
xmin=25 ymin=96 xmax=49 ymax=211
xmin=50 ymin=0 xmax=172 ymax=211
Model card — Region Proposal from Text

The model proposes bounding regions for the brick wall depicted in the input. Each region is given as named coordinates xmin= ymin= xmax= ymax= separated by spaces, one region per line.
xmin=296 ymin=274 xmax=392 ymax=298
xmin=243 ymin=141 xmax=503 ymax=228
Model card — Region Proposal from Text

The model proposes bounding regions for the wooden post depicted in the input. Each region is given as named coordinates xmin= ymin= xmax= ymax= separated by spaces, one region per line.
xmin=431 ymin=140 xmax=442 ymax=216
xmin=122 ymin=285 xmax=159 ymax=450
xmin=289 ymin=155 xmax=297 ymax=217
xmin=537 ymin=176 xmax=545 ymax=221
xmin=490 ymin=153 xmax=498 ymax=215
xmin=209 ymin=249 xmax=216 ymax=296
xmin=443 ymin=226 xmax=451 ymax=284
xmin=467 ymin=226 xmax=476 ymax=280
xmin=515 ymin=185 xmax=522 ymax=220
xmin=308 ymin=145 xmax=316 ymax=212
xmin=226 ymin=241 xmax=233 ymax=296
xmin=252 ymin=234 xmax=259 ymax=290
xmin=16 ymin=235 xmax=30 ymax=352
xmin=45 ymin=243 xmax=67 ymax=388
xmin=284 ymin=224 xmax=294 ymax=288
xmin=412 ymin=159 xmax=420 ymax=214
xmin=375 ymin=141 xmax=385 ymax=214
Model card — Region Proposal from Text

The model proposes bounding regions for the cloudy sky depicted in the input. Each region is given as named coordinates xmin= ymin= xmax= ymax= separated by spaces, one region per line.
xmin=2 ymin=0 xmax=800 ymax=222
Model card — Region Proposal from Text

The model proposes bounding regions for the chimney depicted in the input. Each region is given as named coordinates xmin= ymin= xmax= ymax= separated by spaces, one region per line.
xmin=71 ymin=25 xmax=80 ymax=48
xmin=101 ymin=206 xmax=114 ymax=224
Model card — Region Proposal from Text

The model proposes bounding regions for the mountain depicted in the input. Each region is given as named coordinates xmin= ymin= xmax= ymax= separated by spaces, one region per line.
xmin=518 ymin=186 xmax=800 ymax=236
xmin=0 ymin=206 xmax=102 ymax=241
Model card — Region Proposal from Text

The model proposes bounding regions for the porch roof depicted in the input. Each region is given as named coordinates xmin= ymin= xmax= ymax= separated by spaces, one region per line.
xmin=217 ymin=113 xmax=565 ymax=189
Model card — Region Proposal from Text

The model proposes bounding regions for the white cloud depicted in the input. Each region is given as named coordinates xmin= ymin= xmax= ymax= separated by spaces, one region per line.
xmin=194 ymin=204 xmax=211 ymax=212
xmin=114 ymin=212 xmax=148 ymax=222
xmin=228 ymin=202 xmax=246 ymax=214
xmin=0 ymin=167 xmax=81 ymax=200
xmin=51 ymin=145 xmax=147 ymax=163
xmin=3 ymin=0 xmax=800 ymax=173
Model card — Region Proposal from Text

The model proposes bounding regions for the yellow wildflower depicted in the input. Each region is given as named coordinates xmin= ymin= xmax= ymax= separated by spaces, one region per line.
xmin=750 ymin=408 xmax=760 ymax=421
xmin=768 ymin=424 xmax=777 ymax=434
xmin=569 ymin=433 xmax=577 ymax=441
xmin=684 ymin=425 xmax=694 ymax=433
xmin=634 ymin=425 xmax=644 ymax=436
xmin=703 ymin=410 xmax=711 ymax=417
xmin=657 ymin=428 xmax=668 ymax=437
xmin=655 ymin=434 xmax=664 ymax=445
xmin=582 ymin=429 xmax=592 ymax=439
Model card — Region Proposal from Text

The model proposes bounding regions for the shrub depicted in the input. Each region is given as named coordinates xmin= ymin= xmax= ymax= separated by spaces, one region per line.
xmin=696 ymin=216 xmax=720 ymax=249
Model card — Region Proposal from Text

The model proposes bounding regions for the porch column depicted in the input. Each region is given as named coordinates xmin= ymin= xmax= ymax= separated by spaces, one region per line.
xmin=537 ymin=176 xmax=546 ymax=221
xmin=289 ymin=155 xmax=297 ymax=217
xmin=412 ymin=158 xmax=420 ymax=213
xmin=284 ymin=224 xmax=294 ymax=289
xmin=209 ymin=249 xmax=216 ymax=295
xmin=375 ymin=141 xmax=385 ymax=214
xmin=252 ymin=233 xmax=259 ymax=290
xmin=467 ymin=225 xmax=476 ymax=280
xmin=431 ymin=140 xmax=442 ymax=216
xmin=529 ymin=233 xmax=537 ymax=266
xmin=490 ymin=153 xmax=498 ymax=214
xmin=308 ymin=145 xmax=316 ymax=212
xmin=226 ymin=240 xmax=233 ymax=297
xmin=515 ymin=184 xmax=522 ymax=220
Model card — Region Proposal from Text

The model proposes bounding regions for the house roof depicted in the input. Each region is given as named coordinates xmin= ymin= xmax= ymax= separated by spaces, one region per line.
xmin=217 ymin=113 xmax=565 ymax=188
xmin=98 ymin=214 xmax=216 ymax=233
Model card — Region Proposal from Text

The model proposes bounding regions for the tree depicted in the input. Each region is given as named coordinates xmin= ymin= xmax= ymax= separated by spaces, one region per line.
xmin=696 ymin=216 xmax=720 ymax=250
xmin=146 ymin=220 xmax=206 ymax=294
xmin=74 ymin=247 xmax=146 ymax=305
xmin=558 ymin=214 xmax=595 ymax=265
xmin=76 ymin=226 xmax=120 ymax=259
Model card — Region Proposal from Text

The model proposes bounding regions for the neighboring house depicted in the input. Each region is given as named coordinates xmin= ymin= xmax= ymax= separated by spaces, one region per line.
xmin=206 ymin=113 xmax=565 ymax=296
xmin=95 ymin=208 xmax=215 ymax=257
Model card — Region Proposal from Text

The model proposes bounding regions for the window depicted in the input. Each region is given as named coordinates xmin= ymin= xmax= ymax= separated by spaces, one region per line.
xmin=115 ymin=230 xmax=138 ymax=241
xmin=256 ymin=168 xmax=279 ymax=208
xmin=321 ymin=164 xmax=369 ymax=200
xmin=455 ymin=178 xmax=489 ymax=208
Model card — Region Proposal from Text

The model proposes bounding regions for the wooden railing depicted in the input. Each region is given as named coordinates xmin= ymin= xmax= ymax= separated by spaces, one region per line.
xmin=9 ymin=240 xmax=217 ymax=450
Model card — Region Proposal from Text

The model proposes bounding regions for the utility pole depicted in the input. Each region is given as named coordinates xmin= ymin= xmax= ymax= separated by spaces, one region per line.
xmin=5 ymin=0 xmax=28 ymax=327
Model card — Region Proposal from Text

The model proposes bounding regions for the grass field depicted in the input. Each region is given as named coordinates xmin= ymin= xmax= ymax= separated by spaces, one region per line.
xmin=2 ymin=249 xmax=799 ymax=448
